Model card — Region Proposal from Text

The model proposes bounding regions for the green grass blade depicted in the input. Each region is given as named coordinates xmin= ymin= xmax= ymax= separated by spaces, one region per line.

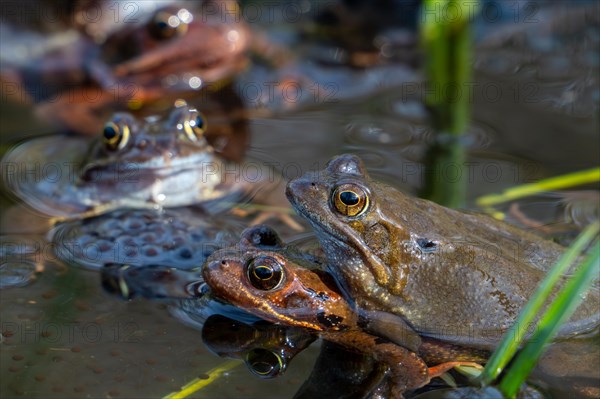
xmin=499 ymin=240 xmax=599 ymax=397
xmin=480 ymin=220 xmax=599 ymax=384
xmin=476 ymin=167 xmax=600 ymax=207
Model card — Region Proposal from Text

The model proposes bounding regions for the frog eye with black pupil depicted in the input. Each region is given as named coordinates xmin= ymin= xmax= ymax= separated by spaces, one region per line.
xmin=245 ymin=348 xmax=284 ymax=378
xmin=332 ymin=183 xmax=369 ymax=217
xmin=247 ymin=256 xmax=284 ymax=291
xmin=102 ymin=121 xmax=130 ymax=151
xmin=149 ymin=10 xmax=188 ymax=40
xmin=183 ymin=110 xmax=207 ymax=142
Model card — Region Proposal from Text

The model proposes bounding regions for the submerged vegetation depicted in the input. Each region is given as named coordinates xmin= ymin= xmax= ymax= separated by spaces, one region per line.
xmin=421 ymin=0 xmax=477 ymax=208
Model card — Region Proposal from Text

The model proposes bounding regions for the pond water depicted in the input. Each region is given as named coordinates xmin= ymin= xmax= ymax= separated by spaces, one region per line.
xmin=1 ymin=1 xmax=599 ymax=398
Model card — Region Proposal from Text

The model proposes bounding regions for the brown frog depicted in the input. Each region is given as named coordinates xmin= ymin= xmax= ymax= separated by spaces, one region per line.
xmin=203 ymin=225 xmax=484 ymax=398
xmin=2 ymin=102 xmax=288 ymax=221
xmin=2 ymin=1 xmax=250 ymax=136
xmin=285 ymin=154 xmax=600 ymax=348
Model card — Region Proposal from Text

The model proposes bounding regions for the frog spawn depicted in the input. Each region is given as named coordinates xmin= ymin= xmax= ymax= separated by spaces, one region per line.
xmin=51 ymin=208 xmax=240 ymax=270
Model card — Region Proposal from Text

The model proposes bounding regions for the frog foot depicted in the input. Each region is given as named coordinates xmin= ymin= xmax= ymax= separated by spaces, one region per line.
xmin=252 ymin=210 xmax=304 ymax=231
xmin=230 ymin=207 xmax=304 ymax=231
xmin=508 ymin=203 xmax=554 ymax=234
xmin=427 ymin=361 xmax=483 ymax=380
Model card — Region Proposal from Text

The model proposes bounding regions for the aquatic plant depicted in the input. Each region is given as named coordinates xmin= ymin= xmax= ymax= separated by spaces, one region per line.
xmin=481 ymin=221 xmax=599 ymax=397
xmin=421 ymin=0 xmax=477 ymax=208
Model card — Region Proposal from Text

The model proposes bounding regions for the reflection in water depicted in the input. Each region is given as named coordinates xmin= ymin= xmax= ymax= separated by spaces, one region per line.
xmin=200 ymin=315 xmax=421 ymax=398
xmin=1 ymin=253 xmax=597 ymax=398
xmin=100 ymin=263 xmax=204 ymax=300
xmin=201 ymin=314 xmax=316 ymax=379
xmin=203 ymin=224 xmax=493 ymax=397
xmin=294 ymin=340 xmax=391 ymax=399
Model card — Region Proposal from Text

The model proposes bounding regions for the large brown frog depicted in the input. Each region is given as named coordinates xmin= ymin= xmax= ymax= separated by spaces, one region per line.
xmin=285 ymin=154 xmax=599 ymax=348
xmin=203 ymin=225 xmax=484 ymax=398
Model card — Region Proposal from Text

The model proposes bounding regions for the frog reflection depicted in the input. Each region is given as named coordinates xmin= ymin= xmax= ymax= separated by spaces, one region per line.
xmin=201 ymin=314 xmax=403 ymax=398
xmin=201 ymin=314 xmax=316 ymax=379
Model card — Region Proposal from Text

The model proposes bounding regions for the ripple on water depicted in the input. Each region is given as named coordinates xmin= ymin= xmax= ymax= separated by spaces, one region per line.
xmin=416 ymin=119 xmax=496 ymax=150
xmin=0 ymin=260 xmax=37 ymax=288
xmin=0 ymin=236 xmax=45 ymax=288
xmin=474 ymin=5 xmax=599 ymax=120
xmin=344 ymin=117 xmax=414 ymax=147
xmin=535 ymin=78 xmax=598 ymax=118
xmin=390 ymin=99 xmax=428 ymax=122
xmin=351 ymin=150 xmax=390 ymax=171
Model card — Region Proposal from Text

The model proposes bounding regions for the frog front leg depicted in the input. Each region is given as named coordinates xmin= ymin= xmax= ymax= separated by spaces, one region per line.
xmin=360 ymin=309 xmax=423 ymax=352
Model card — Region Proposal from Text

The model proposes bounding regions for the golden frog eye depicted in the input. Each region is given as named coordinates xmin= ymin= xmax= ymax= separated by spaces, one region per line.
xmin=182 ymin=109 xmax=207 ymax=142
xmin=332 ymin=183 xmax=369 ymax=217
xmin=246 ymin=256 xmax=284 ymax=291
xmin=102 ymin=120 xmax=130 ymax=151
xmin=245 ymin=348 xmax=284 ymax=379
xmin=169 ymin=103 xmax=208 ymax=143
xmin=149 ymin=9 xmax=189 ymax=40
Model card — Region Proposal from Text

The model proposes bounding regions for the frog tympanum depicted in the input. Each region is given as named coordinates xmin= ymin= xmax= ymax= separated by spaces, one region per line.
xmin=203 ymin=225 xmax=483 ymax=397
xmin=285 ymin=154 xmax=599 ymax=348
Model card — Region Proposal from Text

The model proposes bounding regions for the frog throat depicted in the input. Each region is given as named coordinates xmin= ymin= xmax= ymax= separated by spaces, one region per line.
xmin=319 ymin=207 xmax=409 ymax=297
xmin=234 ymin=282 xmax=325 ymax=332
